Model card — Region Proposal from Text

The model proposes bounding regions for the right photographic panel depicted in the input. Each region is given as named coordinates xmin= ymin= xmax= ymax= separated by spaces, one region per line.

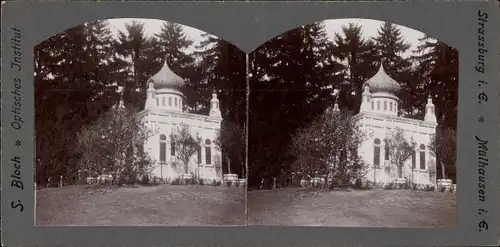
xmin=247 ymin=18 xmax=458 ymax=227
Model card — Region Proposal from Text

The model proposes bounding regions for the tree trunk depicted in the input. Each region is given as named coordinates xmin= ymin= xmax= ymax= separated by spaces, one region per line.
xmin=440 ymin=160 xmax=446 ymax=179
xmin=227 ymin=157 xmax=231 ymax=174
xmin=398 ymin=166 xmax=403 ymax=178
xmin=184 ymin=162 xmax=188 ymax=174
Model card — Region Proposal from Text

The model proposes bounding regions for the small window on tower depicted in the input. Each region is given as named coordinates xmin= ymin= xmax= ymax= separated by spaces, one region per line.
xmin=371 ymin=101 xmax=374 ymax=110
xmin=384 ymin=101 xmax=387 ymax=110
xmin=168 ymin=97 xmax=172 ymax=106
xmin=175 ymin=98 xmax=178 ymax=107
xmin=390 ymin=102 xmax=393 ymax=111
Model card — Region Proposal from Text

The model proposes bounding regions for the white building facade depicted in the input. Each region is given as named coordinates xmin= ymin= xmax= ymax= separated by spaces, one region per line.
xmin=138 ymin=61 xmax=224 ymax=181
xmin=354 ymin=64 xmax=438 ymax=185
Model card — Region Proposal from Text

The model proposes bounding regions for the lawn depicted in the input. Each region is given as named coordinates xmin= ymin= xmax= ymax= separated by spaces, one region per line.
xmin=36 ymin=184 xmax=246 ymax=226
xmin=247 ymin=187 xmax=456 ymax=227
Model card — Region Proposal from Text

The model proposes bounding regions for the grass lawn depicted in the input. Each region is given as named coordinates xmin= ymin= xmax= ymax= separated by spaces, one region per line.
xmin=247 ymin=188 xmax=456 ymax=227
xmin=36 ymin=184 xmax=246 ymax=226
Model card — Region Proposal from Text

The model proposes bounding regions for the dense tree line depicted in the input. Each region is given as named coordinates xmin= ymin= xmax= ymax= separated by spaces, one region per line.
xmin=248 ymin=21 xmax=458 ymax=188
xmin=35 ymin=19 xmax=458 ymax=187
xmin=35 ymin=20 xmax=245 ymax=185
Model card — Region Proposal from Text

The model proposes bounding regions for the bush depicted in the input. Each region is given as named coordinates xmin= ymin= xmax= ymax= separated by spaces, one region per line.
xmin=211 ymin=179 xmax=222 ymax=186
xmin=235 ymin=180 xmax=240 ymax=187
xmin=423 ymin=184 xmax=435 ymax=191
xmin=170 ymin=177 xmax=181 ymax=185
xmin=400 ymin=182 xmax=411 ymax=189
xmin=384 ymin=182 xmax=396 ymax=190
xmin=440 ymin=186 xmax=447 ymax=192
xmin=226 ymin=181 xmax=232 ymax=187
xmin=199 ymin=179 xmax=205 ymax=185
xmin=448 ymin=186 xmax=455 ymax=193
xmin=354 ymin=179 xmax=363 ymax=188
xmin=140 ymin=175 xmax=150 ymax=185
xmin=412 ymin=183 xmax=418 ymax=190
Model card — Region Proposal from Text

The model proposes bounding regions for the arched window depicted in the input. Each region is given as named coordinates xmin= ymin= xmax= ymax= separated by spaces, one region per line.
xmin=384 ymin=101 xmax=387 ymax=110
xmin=156 ymin=98 xmax=159 ymax=106
xmin=371 ymin=101 xmax=374 ymax=110
xmin=377 ymin=101 xmax=380 ymax=110
xmin=180 ymin=98 xmax=183 ymax=109
xmin=175 ymin=97 xmax=178 ymax=107
xmin=170 ymin=137 xmax=176 ymax=156
xmin=419 ymin=144 xmax=426 ymax=170
xmin=384 ymin=139 xmax=390 ymax=161
xmin=374 ymin=138 xmax=381 ymax=167
xmin=159 ymin=134 xmax=167 ymax=162
xmin=389 ymin=102 xmax=393 ymax=111
xmin=168 ymin=97 xmax=172 ymax=106
xmin=205 ymin=139 xmax=212 ymax=165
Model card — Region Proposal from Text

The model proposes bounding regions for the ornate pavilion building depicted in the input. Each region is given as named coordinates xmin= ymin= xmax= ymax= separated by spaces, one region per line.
xmin=137 ymin=61 xmax=229 ymax=182
xmin=346 ymin=64 xmax=438 ymax=185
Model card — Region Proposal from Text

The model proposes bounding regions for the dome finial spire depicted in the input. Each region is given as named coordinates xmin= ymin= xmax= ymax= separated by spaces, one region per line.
xmin=380 ymin=58 xmax=386 ymax=72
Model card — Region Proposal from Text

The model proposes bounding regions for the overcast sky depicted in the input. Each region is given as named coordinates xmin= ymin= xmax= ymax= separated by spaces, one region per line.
xmin=106 ymin=18 xmax=427 ymax=56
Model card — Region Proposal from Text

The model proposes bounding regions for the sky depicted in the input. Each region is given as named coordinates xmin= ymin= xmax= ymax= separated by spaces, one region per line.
xmin=106 ymin=18 xmax=428 ymax=57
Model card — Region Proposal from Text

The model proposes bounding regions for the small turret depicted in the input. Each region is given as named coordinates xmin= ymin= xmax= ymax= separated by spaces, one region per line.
xmin=145 ymin=82 xmax=156 ymax=109
xmin=424 ymin=95 xmax=437 ymax=123
xmin=209 ymin=90 xmax=222 ymax=118
xmin=360 ymin=85 xmax=372 ymax=112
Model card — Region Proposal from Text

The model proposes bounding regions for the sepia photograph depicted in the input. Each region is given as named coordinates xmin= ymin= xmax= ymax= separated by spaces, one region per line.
xmin=34 ymin=18 xmax=247 ymax=226
xmin=247 ymin=18 xmax=458 ymax=227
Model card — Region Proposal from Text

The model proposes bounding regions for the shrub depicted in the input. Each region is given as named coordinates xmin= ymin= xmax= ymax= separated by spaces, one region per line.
xmin=354 ymin=179 xmax=363 ymax=188
xmin=199 ymin=179 xmax=205 ymax=185
xmin=235 ymin=180 xmax=240 ymax=187
xmin=152 ymin=176 xmax=161 ymax=185
xmin=140 ymin=175 xmax=150 ymax=185
xmin=440 ymin=186 xmax=447 ymax=192
xmin=422 ymin=184 xmax=435 ymax=191
xmin=412 ymin=183 xmax=418 ymax=190
xmin=384 ymin=182 xmax=396 ymax=190
xmin=170 ymin=177 xmax=181 ymax=185
xmin=401 ymin=182 xmax=411 ymax=189
xmin=226 ymin=181 xmax=232 ymax=187
xmin=448 ymin=186 xmax=455 ymax=193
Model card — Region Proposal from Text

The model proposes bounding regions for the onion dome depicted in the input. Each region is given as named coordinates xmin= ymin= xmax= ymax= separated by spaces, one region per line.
xmin=148 ymin=61 xmax=185 ymax=91
xmin=362 ymin=63 xmax=401 ymax=95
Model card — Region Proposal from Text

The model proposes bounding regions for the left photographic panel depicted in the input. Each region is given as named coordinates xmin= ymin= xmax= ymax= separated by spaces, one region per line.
xmin=35 ymin=18 xmax=247 ymax=226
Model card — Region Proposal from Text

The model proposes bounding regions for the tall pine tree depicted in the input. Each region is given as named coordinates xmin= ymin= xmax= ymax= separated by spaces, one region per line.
xmin=372 ymin=22 xmax=414 ymax=116
xmin=35 ymin=20 xmax=121 ymax=184
xmin=114 ymin=21 xmax=162 ymax=110
xmin=248 ymin=22 xmax=341 ymax=187
xmin=195 ymin=33 xmax=247 ymax=177
xmin=411 ymin=35 xmax=458 ymax=181
xmin=331 ymin=22 xmax=379 ymax=112
xmin=154 ymin=22 xmax=200 ymax=113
